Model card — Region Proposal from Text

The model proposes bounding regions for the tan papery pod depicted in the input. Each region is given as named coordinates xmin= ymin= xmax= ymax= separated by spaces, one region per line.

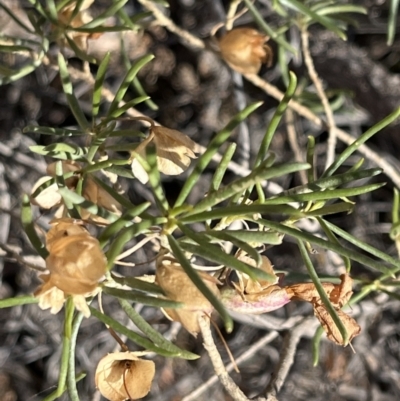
xmin=34 ymin=219 xmax=106 ymax=317
xmin=219 ymin=27 xmax=273 ymax=74
xmin=131 ymin=125 xmax=198 ymax=184
xmin=95 ymin=352 xmax=155 ymax=401
xmin=156 ymin=257 xmax=220 ymax=336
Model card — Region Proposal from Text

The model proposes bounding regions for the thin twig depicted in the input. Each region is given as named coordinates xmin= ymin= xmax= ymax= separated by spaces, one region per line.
xmin=226 ymin=0 xmax=243 ymax=31
xmin=0 ymin=243 xmax=46 ymax=271
xmin=138 ymin=0 xmax=205 ymax=49
xmin=182 ymin=330 xmax=278 ymax=401
xmin=243 ymin=72 xmax=400 ymax=188
xmin=301 ymin=27 xmax=337 ymax=170
xmin=198 ymin=315 xmax=251 ymax=401
xmin=255 ymin=318 xmax=313 ymax=401
xmin=286 ymin=109 xmax=307 ymax=185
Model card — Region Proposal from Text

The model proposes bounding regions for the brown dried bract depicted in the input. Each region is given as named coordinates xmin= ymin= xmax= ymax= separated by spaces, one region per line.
xmin=219 ymin=27 xmax=273 ymax=74
xmin=131 ymin=124 xmax=198 ymax=184
xmin=285 ymin=274 xmax=361 ymax=346
xmin=313 ymin=304 xmax=361 ymax=345
xmin=95 ymin=352 xmax=155 ymax=401
xmin=56 ymin=0 xmax=101 ymax=51
xmin=156 ymin=256 xmax=220 ymax=336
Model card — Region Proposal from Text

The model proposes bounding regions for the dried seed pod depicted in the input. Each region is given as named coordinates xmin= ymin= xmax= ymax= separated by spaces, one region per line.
xmin=34 ymin=219 xmax=106 ymax=317
xmin=95 ymin=352 xmax=155 ymax=401
xmin=156 ymin=257 xmax=220 ymax=336
xmin=219 ymin=27 xmax=273 ymax=74
xmin=131 ymin=125 xmax=198 ymax=184
xmin=82 ymin=177 xmax=122 ymax=221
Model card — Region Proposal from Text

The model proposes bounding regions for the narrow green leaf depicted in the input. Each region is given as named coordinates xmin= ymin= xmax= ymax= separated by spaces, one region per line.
xmin=92 ymin=52 xmax=111 ymax=117
xmin=21 ymin=195 xmax=48 ymax=259
xmin=45 ymin=0 xmax=58 ymax=21
xmin=298 ymin=239 xmax=349 ymax=345
xmin=388 ymin=0 xmax=399 ymax=45
xmin=145 ymin=144 xmax=169 ymax=214
xmin=189 ymin=162 xmax=310 ymax=215
xmin=67 ymin=311 xmax=84 ymax=401
xmin=58 ymin=187 xmax=120 ymax=222
xmin=205 ymin=229 xmax=283 ymax=245
xmin=312 ymin=326 xmax=324 ymax=366
xmin=323 ymin=108 xmax=400 ymax=178
xmin=29 ymin=145 xmax=88 ymax=160
xmin=281 ymin=0 xmax=346 ymax=39
xmin=24 ymin=125 xmax=86 ymax=136
xmin=187 ymin=228 xmax=262 ymax=268
xmin=105 ymin=219 xmax=155 ymax=269
xmin=99 ymin=202 xmax=151 ymax=246
xmin=264 ymin=182 xmax=384 ymax=205
xmin=65 ymin=33 xmax=97 ymax=64
xmin=178 ymin=224 xmax=276 ymax=281
xmin=285 ymin=167 xmax=382 ymax=195
xmin=119 ymin=299 xmax=199 ymax=359
xmin=103 ymin=286 xmax=183 ymax=309
xmin=90 ymin=175 xmax=137 ymax=210
xmin=257 ymin=219 xmax=399 ymax=274
xmin=107 ymin=54 xmax=155 ymax=118
xmin=0 ymin=295 xmax=38 ymax=308
xmin=321 ymin=218 xmax=400 ymax=269
xmin=79 ymin=0 xmax=129 ymax=29
xmin=58 ymin=53 xmax=90 ymax=130
xmin=306 ymin=136 xmax=316 ymax=183
xmin=255 ymin=71 xmax=298 ymax=168
xmin=111 ymin=273 xmax=164 ymax=295
xmin=106 ymin=96 xmax=151 ymax=119
xmin=209 ymin=143 xmax=237 ymax=193
xmin=56 ymin=298 xmax=74 ymax=397
xmin=180 ymin=204 xmax=305 ymax=223
xmin=167 ymin=235 xmax=234 ymax=333
xmin=89 ymin=306 xmax=179 ymax=356
xmin=314 ymin=5 xmax=367 ymax=17
xmin=243 ymin=0 xmax=297 ymax=53
xmin=174 ymin=101 xmax=263 ymax=207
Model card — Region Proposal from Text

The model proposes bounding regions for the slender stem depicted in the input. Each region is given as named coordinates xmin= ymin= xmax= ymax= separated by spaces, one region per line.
xmin=301 ymin=26 xmax=337 ymax=170
xmin=198 ymin=315 xmax=250 ymax=401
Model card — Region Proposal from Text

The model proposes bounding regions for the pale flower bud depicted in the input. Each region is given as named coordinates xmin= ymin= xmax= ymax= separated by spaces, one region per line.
xmin=95 ymin=352 xmax=155 ymax=401
xmin=219 ymin=27 xmax=273 ymax=74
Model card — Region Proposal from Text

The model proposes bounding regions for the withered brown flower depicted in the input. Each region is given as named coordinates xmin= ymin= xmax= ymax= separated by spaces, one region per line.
xmin=56 ymin=0 xmax=101 ymax=51
xmin=130 ymin=125 xmax=198 ymax=184
xmin=34 ymin=219 xmax=107 ymax=317
xmin=285 ymin=274 xmax=361 ymax=346
xmin=156 ymin=256 xmax=220 ymax=336
xmin=219 ymin=27 xmax=273 ymax=74
xmin=95 ymin=352 xmax=155 ymax=401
